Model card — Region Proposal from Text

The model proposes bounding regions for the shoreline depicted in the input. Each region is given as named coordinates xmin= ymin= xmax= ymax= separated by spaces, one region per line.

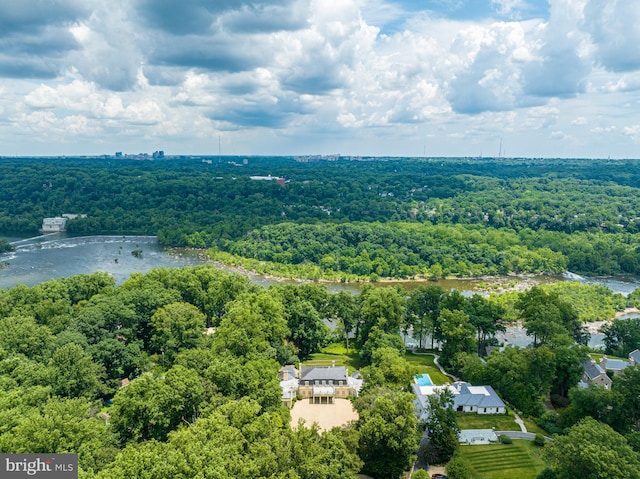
xmin=583 ymin=308 xmax=640 ymax=335
xmin=181 ymin=249 xmax=640 ymax=298
xmin=197 ymin=249 xmax=553 ymax=291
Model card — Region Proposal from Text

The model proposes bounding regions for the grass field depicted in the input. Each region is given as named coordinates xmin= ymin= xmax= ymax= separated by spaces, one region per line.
xmin=305 ymin=345 xmax=452 ymax=386
xmin=457 ymin=440 xmax=547 ymax=479
xmin=305 ymin=343 xmax=363 ymax=371
xmin=520 ymin=419 xmax=548 ymax=436
xmin=588 ymin=352 xmax=625 ymax=361
xmin=455 ymin=412 xmax=520 ymax=431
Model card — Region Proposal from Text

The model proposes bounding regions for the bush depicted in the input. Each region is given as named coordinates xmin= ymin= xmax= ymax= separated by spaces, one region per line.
xmin=550 ymin=394 xmax=569 ymax=408
xmin=536 ymin=412 xmax=563 ymax=435
xmin=446 ymin=455 xmax=473 ymax=479
xmin=534 ymin=433 xmax=546 ymax=447
xmin=537 ymin=468 xmax=557 ymax=479
xmin=499 ymin=434 xmax=513 ymax=444
xmin=411 ymin=470 xmax=429 ymax=479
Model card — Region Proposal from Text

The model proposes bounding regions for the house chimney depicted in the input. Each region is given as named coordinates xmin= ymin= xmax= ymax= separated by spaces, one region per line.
xmin=298 ymin=362 xmax=302 ymax=379
xmin=600 ymin=355 xmax=608 ymax=370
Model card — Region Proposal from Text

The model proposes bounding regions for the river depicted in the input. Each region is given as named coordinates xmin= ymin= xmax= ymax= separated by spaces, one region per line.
xmin=1 ymin=232 xmax=638 ymax=349
xmin=0 ymin=233 xmax=208 ymax=289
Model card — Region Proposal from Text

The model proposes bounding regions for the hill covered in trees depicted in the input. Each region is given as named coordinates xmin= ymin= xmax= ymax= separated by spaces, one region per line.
xmin=4 ymin=156 xmax=640 ymax=278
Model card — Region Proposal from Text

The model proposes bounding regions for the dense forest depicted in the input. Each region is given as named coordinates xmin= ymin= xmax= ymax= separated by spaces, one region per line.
xmin=4 ymin=156 xmax=640 ymax=277
xmin=1 ymin=266 xmax=639 ymax=478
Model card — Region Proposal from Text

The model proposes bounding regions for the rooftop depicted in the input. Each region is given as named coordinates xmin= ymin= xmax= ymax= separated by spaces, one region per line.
xmin=582 ymin=360 xmax=606 ymax=381
xmin=603 ymin=358 xmax=629 ymax=371
xmin=413 ymin=381 xmax=506 ymax=411
xmin=301 ymin=366 xmax=347 ymax=382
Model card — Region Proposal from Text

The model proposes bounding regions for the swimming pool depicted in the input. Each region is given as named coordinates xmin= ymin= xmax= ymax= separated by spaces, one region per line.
xmin=415 ymin=373 xmax=433 ymax=386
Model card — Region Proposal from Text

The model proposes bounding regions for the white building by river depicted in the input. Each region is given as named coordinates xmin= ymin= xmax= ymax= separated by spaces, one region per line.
xmin=41 ymin=217 xmax=68 ymax=232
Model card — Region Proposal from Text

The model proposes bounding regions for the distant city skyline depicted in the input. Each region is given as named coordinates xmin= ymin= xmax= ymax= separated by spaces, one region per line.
xmin=1 ymin=0 xmax=640 ymax=158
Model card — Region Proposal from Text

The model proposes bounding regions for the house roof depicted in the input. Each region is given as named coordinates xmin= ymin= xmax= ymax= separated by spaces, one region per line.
xmin=301 ymin=366 xmax=347 ymax=381
xmin=630 ymin=349 xmax=640 ymax=365
xmin=453 ymin=383 xmax=505 ymax=409
xmin=279 ymin=365 xmax=298 ymax=376
xmin=603 ymin=359 xmax=629 ymax=371
xmin=582 ymin=360 xmax=605 ymax=381
xmin=347 ymin=375 xmax=364 ymax=394
xmin=412 ymin=381 xmax=505 ymax=411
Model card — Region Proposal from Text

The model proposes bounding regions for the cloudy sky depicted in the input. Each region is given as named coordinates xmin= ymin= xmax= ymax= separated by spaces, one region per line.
xmin=1 ymin=0 xmax=640 ymax=158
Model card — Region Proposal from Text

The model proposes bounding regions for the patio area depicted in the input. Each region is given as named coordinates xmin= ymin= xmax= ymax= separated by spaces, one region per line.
xmin=289 ymin=398 xmax=359 ymax=431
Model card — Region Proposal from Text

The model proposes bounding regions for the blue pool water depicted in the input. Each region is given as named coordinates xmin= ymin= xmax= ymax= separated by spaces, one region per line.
xmin=415 ymin=374 xmax=433 ymax=386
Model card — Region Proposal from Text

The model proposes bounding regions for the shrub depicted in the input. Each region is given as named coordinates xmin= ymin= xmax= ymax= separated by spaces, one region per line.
xmin=537 ymin=468 xmax=557 ymax=479
xmin=534 ymin=433 xmax=546 ymax=447
xmin=411 ymin=470 xmax=429 ymax=479
xmin=499 ymin=434 xmax=513 ymax=444
xmin=550 ymin=394 xmax=569 ymax=408
xmin=446 ymin=455 xmax=473 ymax=479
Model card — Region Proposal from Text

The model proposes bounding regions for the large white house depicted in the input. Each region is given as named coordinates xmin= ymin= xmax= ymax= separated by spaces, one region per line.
xmin=279 ymin=364 xmax=363 ymax=408
xmin=413 ymin=380 xmax=506 ymax=421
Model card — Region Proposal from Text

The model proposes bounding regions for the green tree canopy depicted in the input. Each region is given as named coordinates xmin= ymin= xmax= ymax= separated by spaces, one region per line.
xmin=150 ymin=302 xmax=207 ymax=363
xmin=544 ymin=417 xmax=640 ymax=479
xmin=355 ymin=387 xmax=421 ymax=479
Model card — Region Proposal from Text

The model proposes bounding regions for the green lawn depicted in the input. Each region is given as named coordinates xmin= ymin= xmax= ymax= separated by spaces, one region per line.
xmin=521 ymin=419 xmax=548 ymax=436
xmin=455 ymin=411 xmax=549 ymax=435
xmin=404 ymin=352 xmax=450 ymax=385
xmin=455 ymin=412 xmax=520 ymax=431
xmin=588 ymin=352 xmax=626 ymax=361
xmin=306 ymin=345 xmax=453 ymax=384
xmin=457 ymin=440 xmax=547 ymax=479
xmin=305 ymin=343 xmax=363 ymax=371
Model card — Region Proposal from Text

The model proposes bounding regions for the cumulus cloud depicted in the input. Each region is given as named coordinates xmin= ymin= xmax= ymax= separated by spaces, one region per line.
xmin=222 ymin=3 xmax=310 ymax=33
xmin=444 ymin=21 xmax=536 ymax=113
xmin=24 ymin=79 xmax=164 ymax=125
xmin=522 ymin=0 xmax=591 ymax=98
xmin=1 ymin=0 xmax=640 ymax=157
xmin=583 ymin=0 xmax=640 ymax=72
xmin=0 ymin=1 xmax=89 ymax=34
xmin=0 ymin=1 xmax=88 ymax=79
xmin=134 ymin=0 xmax=296 ymax=35
xmin=67 ymin=3 xmax=143 ymax=91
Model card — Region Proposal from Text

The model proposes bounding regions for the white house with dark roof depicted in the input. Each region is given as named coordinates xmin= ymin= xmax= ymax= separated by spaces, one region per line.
xmin=278 ymin=364 xmax=363 ymax=407
xmin=413 ymin=381 xmax=506 ymax=421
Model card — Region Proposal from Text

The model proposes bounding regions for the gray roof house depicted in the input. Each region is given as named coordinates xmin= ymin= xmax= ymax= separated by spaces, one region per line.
xmin=413 ymin=381 xmax=506 ymax=421
xmin=629 ymin=349 xmax=640 ymax=366
xmin=599 ymin=355 xmax=629 ymax=375
xmin=580 ymin=359 xmax=612 ymax=389
xmin=300 ymin=365 xmax=348 ymax=384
